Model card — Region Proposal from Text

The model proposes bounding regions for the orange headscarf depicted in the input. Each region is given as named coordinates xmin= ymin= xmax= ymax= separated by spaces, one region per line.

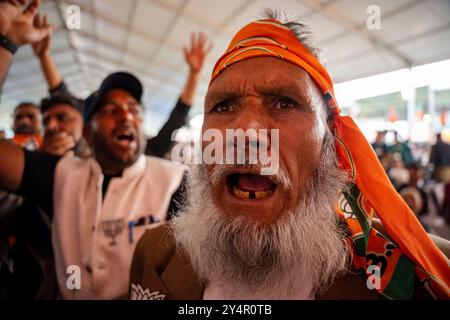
xmin=211 ymin=19 xmax=449 ymax=299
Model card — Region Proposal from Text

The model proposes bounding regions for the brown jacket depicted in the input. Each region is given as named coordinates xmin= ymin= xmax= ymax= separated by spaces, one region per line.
xmin=129 ymin=220 xmax=450 ymax=300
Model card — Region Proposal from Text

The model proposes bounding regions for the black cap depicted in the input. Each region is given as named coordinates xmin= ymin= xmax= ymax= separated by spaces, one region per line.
xmin=83 ymin=71 xmax=143 ymax=123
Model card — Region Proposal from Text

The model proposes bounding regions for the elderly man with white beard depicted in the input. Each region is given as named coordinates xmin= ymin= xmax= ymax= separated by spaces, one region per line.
xmin=129 ymin=11 xmax=450 ymax=300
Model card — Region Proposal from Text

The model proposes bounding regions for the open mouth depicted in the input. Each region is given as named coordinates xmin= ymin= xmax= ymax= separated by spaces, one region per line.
xmin=114 ymin=129 xmax=136 ymax=147
xmin=227 ymin=173 xmax=277 ymax=200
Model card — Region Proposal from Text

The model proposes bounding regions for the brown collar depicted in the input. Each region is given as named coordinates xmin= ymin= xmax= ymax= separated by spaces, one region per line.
xmin=161 ymin=248 xmax=204 ymax=300
xmin=159 ymin=249 xmax=380 ymax=300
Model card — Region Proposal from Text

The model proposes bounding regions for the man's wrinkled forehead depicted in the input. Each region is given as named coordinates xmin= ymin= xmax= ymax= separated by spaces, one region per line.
xmin=205 ymin=58 xmax=325 ymax=111
xmin=14 ymin=104 xmax=40 ymax=115
xmin=43 ymin=103 xmax=80 ymax=117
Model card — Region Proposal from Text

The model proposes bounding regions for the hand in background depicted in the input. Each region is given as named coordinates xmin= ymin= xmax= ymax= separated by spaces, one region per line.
xmin=40 ymin=131 xmax=76 ymax=156
xmin=0 ymin=0 xmax=51 ymax=46
xmin=32 ymin=12 xmax=51 ymax=57
xmin=183 ymin=32 xmax=212 ymax=74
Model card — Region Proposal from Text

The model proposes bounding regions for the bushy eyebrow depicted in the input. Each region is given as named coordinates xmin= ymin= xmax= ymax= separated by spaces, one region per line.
xmin=205 ymin=90 xmax=241 ymax=104
xmin=258 ymin=83 xmax=312 ymax=105
xmin=205 ymin=80 xmax=313 ymax=107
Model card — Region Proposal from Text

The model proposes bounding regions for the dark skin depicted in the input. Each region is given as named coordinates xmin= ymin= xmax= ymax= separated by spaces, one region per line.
xmin=40 ymin=103 xmax=82 ymax=156
xmin=204 ymin=57 xmax=329 ymax=224
xmin=0 ymin=0 xmax=51 ymax=192
xmin=0 ymin=89 xmax=145 ymax=192
xmin=0 ymin=0 xmax=51 ymax=89
xmin=408 ymin=167 xmax=422 ymax=186
xmin=84 ymin=89 xmax=146 ymax=176
xmin=13 ymin=104 xmax=42 ymax=135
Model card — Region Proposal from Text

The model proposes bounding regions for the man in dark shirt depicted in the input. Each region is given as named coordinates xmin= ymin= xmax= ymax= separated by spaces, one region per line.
xmin=0 ymin=2 xmax=189 ymax=298
xmin=371 ymin=130 xmax=387 ymax=160
xmin=39 ymin=93 xmax=86 ymax=157
xmin=0 ymin=0 xmax=53 ymax=299
xmin=429 ymin=133 xmax=450 ymax=183
xmin=0 ymin=70 xmax=187 ymax=299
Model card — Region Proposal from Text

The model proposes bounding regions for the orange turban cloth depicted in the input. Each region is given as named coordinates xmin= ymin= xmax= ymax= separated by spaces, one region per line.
xmin=211 ymin=19 xmax=449 ymax=299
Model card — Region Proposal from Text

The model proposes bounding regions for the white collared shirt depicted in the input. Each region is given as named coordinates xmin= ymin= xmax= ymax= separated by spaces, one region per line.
xmin=51 ymin=154 xmax=185 ymax=299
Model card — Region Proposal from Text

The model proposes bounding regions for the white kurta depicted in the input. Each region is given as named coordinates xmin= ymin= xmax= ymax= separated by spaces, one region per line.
xmin=51 ymin=155 xmax=185 ymax=299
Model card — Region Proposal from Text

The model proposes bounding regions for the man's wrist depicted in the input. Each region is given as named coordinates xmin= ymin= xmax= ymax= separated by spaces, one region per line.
xmin=0 ymin=33 xmax=18 ymax=55
xmin=0 ymin=44 xmax=14 ymax=60
xmin=38 ymin=50 xmax=51 ymax=61
xmin=189 ymin=69 xmax=201 ymax=77
xmin=4 ymin=28 xmax=21 ymax=46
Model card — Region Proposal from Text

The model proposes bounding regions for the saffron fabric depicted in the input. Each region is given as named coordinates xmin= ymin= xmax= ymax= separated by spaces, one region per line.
xmin=210 ymin=19 xmax=450 ymax=299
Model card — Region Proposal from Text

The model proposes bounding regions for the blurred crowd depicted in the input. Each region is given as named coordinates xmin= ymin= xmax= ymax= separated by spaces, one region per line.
xmin=371 ymin=130 xmax=450 ymax=231
xmin=0 ymin=0 xmax=211 ymax=299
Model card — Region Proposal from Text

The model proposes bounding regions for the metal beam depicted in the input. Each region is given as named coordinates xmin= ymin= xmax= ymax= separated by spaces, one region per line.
xmin=119 ymin=0 xmax=138 ymax=66
xmin=300 ymin=0 xmax=414 ymax=68
xmin=142 ymin=0 xmax=191 ymax=73
xmin=5 ymin=64 xmax=82 ymax=84
xmin=149 ymin=0 xmax=257 ymax=83
xmin=76 ymin=47 xmax=181 ymax=88
xmin=71 ymin=30 xmax=144 ymax=63
xmin=320 ymin=0 xmax=426 ymax=45
xmin=54 ymin=0 xmax=91 ymax=90
xmin=61 ymin=0 xmax=171 ymax=48
xmin=328 ymin=22 xmax=450 ymax=67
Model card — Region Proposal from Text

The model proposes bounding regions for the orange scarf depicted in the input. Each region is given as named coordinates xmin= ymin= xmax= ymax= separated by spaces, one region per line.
xmin=211 ymin=19 xmax=449 ymax=299
xmin=12 ymin=134 xmax=42 ymax=151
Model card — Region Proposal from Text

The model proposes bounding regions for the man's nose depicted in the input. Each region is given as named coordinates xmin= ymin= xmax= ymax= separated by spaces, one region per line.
xmin=45 ymin=117 xmax=59 ymax=131
xmin=117 ymin=106 xmax=136 ymax=123
xmin=17 ymin=117 xmax=31 ymax=126
xmin=234 ymin=99 xmax=268 ymax=129
xmin=230 ymin=100 xmax=272 ymax=151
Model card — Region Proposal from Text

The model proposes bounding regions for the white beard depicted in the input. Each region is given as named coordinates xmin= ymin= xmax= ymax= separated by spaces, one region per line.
xmin=172 ymin=133 xmax=350 ymax=299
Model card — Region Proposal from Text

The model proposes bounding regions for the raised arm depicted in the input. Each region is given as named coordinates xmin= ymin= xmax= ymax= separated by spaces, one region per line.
xmin=146 ymin=32 xmax=211 ymax=157
xmin=180 ymin=31 xmax=211 ymax=105
xmin=32 ymin=13 xmax=61 ymax=90
xmin=0 ymin=0 xmax=51 ymax=90
xmin=0 ymin=42 xmax=13 ymax=92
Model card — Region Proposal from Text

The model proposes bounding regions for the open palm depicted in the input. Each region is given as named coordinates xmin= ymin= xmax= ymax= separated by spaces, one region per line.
xmin=31 ymin=13 xmax=51 ymax=56
xmin=1 ymin=0 xmax=50 ymax=46
xmin=184 ymin=32 xmax=212 ymax=73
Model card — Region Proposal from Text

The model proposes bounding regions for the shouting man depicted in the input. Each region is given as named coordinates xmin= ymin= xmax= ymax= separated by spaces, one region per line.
xmin=129 ymin=12 xmax=450 ymax=300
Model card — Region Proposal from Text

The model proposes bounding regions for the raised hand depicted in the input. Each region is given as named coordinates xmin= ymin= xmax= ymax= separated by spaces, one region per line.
xmin=183 ymin=31 xmax=212 ymax=74
xmin=0 ymin=0 xmax=51 ymax=46
xmin=32 ymin=12 xmax=51 ymax=57
xmin=0 ymin=0 xmax=24 ymax=35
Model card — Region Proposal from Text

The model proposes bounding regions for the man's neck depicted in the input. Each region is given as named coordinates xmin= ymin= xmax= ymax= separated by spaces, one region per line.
xmin=96 ymin=158 xmax=127 ymax=177
xmin=101 ymin=166 xmax=124 ymax=177
xmin=95 ymin=155 xmax=141 ymax=177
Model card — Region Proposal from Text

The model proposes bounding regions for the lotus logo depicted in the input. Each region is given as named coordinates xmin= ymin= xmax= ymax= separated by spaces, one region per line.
xmin=130 ymin=284 xmax=166 ymax=300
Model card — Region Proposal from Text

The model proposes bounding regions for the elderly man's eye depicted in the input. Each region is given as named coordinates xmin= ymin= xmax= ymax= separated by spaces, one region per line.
xmin=274 ymin=97 xmax=298 ymax=110
xmin=213 ymin=101 xmax=234 ymax=113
